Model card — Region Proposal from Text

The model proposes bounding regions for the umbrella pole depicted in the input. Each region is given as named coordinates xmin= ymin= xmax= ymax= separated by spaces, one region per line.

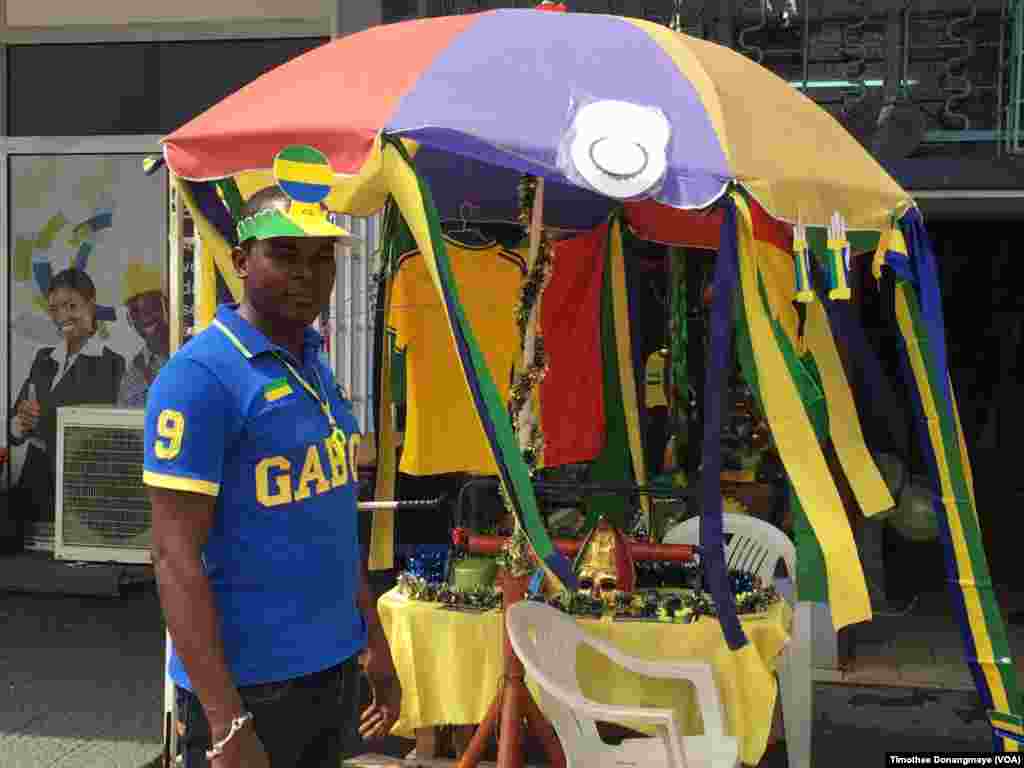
xmin=458 ymin=177 xmax=565 ymax=768
xmin=518 ymin=176 xmax=545 ymax=457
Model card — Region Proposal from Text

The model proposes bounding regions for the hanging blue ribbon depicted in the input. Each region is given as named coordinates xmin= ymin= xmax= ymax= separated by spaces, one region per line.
xmin=701 ymin=198 xmax=747 ymax=651
xmin=899 ymin=208 xmax=953 ymax=413
xmin=820 ymin=281 xmax=908 ymax=459
xmin=185 ymin=180 xmax=239 ymax=248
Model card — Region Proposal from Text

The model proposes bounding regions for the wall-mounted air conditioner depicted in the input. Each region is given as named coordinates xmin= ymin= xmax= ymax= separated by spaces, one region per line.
xmin=55 ymin=406 xmax=151 ymax=564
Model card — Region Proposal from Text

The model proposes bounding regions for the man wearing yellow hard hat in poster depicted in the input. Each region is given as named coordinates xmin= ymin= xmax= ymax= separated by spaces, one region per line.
xmin=117 ymin=261 xmax=170 ymax=407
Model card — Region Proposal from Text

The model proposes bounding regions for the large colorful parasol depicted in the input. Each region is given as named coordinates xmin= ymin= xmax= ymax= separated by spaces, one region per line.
xmin=160 ymin=9 xmax=1022 ymax=755
xmin=163 ymin=8 xmax=909 ymax=233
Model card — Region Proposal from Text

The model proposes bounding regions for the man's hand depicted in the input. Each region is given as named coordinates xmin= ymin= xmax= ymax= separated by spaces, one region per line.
xmin=358 ymin=628 xmax=402 ymax=741
xmin=208 ymin=721 xmax=271 ymax=768
xmin=14 ymin=399 xmax=40 ymax=435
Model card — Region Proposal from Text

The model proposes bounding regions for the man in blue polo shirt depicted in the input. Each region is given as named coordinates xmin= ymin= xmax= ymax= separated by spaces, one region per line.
xmin=144 ymin=183 xmax=400 ymax=768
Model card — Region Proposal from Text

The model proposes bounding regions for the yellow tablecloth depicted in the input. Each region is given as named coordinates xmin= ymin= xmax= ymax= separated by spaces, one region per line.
xmin=378 ymin=589 xmax=792 ymax=766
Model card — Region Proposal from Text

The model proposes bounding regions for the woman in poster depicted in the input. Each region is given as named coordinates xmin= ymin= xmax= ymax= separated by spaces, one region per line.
xmin=8 ymin=268 xmax=126 ymax=528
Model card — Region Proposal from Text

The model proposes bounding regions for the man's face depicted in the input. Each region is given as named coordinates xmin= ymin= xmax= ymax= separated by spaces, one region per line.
xmin=126 ymin=291 xmax=168 ymax=349
xmin=240 ymin=235 xmax=337 ymax=328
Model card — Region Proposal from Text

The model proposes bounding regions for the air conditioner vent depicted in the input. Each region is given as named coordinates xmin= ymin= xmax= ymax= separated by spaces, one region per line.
xmin=56 ymin=406 xmax=151 ymax=564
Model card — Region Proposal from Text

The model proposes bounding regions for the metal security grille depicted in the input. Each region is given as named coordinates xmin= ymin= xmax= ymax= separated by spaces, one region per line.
xmin=60 ymin=424 xmax=151 ymax=551
xmin=1007 ymin=0 xmax=1024 ymax=153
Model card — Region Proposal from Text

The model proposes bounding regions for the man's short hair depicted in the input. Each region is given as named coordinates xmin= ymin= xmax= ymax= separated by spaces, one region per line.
xmin=239 ymin=186 xmax=291 ymax=221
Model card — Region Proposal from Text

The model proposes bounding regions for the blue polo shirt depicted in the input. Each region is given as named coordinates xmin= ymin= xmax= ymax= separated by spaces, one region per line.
xmin=143 ymin=305 xmax=366 ymax=689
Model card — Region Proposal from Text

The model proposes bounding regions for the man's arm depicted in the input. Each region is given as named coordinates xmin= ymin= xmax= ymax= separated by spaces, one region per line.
xmin=356 ymin=560 xmax=401 ymax=741
xmin=357 ymin=562 xmax=385 ymax=639
xmin=150 ymin=487 xmax=244 ymax=736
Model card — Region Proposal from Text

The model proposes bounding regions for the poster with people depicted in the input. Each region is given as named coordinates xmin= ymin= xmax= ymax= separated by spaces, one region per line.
xmin=7 ymin=155 xmax=167 ymax=538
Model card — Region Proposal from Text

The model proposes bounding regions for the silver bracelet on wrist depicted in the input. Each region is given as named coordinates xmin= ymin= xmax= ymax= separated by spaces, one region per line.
xmin=205 ymin=711 xmax=253 ymax=761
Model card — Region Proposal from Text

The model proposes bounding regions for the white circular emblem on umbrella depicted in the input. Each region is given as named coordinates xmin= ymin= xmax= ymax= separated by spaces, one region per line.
xmin=569 ymin=100 xmax=671 ymax=200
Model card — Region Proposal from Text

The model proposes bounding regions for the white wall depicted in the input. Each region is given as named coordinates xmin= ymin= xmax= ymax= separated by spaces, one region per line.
xmin=332 ymin=215 xmax=381 ymax=437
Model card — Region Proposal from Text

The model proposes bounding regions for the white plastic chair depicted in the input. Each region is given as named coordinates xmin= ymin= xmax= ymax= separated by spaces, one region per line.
xmin=663 ymin=513 xmax=810 ymax=768
xmin=505 ymin=601 xmax=739 ymax=768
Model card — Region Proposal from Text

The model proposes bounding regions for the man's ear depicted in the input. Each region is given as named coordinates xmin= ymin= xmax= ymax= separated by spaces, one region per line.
xmin=231 ymin=244 xmax=248 ymax=279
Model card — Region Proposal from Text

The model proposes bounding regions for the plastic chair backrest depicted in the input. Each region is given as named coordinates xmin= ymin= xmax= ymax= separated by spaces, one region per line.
xmin=507 ymin=602 xmax=732 ymax=752
xmin=505 ymin=601 xmax=605 ymax=751
xmin=663 ymin=513 xmax=795 ymax=586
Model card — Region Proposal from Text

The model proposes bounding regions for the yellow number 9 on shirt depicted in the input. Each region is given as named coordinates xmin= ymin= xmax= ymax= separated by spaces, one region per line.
xmin=155 ymin=409 xmax=185 ymax=460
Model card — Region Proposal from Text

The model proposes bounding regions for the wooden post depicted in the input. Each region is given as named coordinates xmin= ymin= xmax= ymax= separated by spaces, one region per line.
xmin=462 ymin=172 xmax=562 ymax=768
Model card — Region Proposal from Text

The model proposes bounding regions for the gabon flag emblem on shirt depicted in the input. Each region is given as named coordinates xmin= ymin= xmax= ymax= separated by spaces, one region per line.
xmin=263 ymin=377 xmax=293 ymax=403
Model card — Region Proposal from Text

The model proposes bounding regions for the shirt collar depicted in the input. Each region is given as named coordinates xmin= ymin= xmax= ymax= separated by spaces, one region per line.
xmin=49 ymin=333 xmax=102 ymax=364
xmin=212 ymin=304 xmax=322 ymax=365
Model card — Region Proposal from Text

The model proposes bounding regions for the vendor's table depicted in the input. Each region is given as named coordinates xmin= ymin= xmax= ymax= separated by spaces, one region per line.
xmin=378 ymin=588 xmax=792 ymax=766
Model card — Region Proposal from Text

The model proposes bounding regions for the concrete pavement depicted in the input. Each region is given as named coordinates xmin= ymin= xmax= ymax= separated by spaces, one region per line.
xmin=1 ymin=586 xmax=165 ymax=768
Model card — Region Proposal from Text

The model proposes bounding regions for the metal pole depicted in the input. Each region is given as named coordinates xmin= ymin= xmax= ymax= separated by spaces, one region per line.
xmin=164 ymin=179 xmax=183 ymax=768
xmin=996 ymin=0 xmax=1008 ymax=156
xmin=871 ymin=5 xmax=906 ymax=157
xmin=0 ymin=0 xmax=9 ymax=475
xmin=802 ymin=0 xmax=810 ymax=89
xmin=168 ymin=182 xmax=184 ymax=355
xmin=331 ymin=0 xmax=341 ymax=37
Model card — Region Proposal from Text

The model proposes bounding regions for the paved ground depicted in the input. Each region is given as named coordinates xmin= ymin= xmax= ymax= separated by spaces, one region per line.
xmin=1 ymin=586 xmax=166 ymax=768
xmin=2 ymin=577 xmax=1021 ymax=767
xmin=822 ymin=590 xmax=1024 ymax=692
xmin=349 ymin=682 xmax=998 ymax=767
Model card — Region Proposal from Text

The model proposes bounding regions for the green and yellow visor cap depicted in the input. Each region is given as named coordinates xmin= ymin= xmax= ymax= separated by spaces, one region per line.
xmin=236 ymin=145 xmax=360 ymax=246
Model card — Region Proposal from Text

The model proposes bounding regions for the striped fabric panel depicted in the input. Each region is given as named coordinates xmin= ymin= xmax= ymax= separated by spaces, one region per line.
xmin=894 ymin=281 xmax=1021 ymax=752
xmin=889 ymin=209 xmax=1021 ymax=751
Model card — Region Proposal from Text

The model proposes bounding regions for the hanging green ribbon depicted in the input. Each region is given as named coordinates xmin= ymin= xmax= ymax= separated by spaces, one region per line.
xmin=669 ymin=247 xmax=688 ymax=471
xmin=584 ymin=215 xmax=633 ymax=532
xmin=734 ymin=270 xmax=829 ymax=602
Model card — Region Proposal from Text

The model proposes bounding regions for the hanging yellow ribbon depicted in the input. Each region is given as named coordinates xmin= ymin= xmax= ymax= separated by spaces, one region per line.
xmin=609 ymin=217 xmax=649 ymax=521
xmin=753 ymin=235 xmax=805 ymax=355
xmin=803 ymin=300 xmax=894 ymax=516
xmin=734 ymin=192 xmax=871 ymax=630
xmin=894 ymin=282 xmax=1014 ymax=722
xmin=172 ymin=176 xmax=243 ymax=328
xmin=370 ymin=270 xmax=397 ymax=571
xmin=871 ymin=226 xmax=908 ymax=281
xmin=741 ymin=217 xmax=891 ymax=518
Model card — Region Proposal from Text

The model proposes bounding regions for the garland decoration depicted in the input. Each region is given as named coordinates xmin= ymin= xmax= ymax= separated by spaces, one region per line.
xmin=510 ymin=173 xmax=555 ymax=474
xmin=517 ymin=173 xmax=537 ymax=228
xmin=397 ymin=573 xmax=502 ymax=611
xmin=396 ymin=569 xmax=780 ymax=621
xmin=507 ymin=335 xmax=549 ymax=468
xmin=527 ymin=578 xmax=780 ymax=622
xmin=497 ymin=523 xmax=538 ymax=578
